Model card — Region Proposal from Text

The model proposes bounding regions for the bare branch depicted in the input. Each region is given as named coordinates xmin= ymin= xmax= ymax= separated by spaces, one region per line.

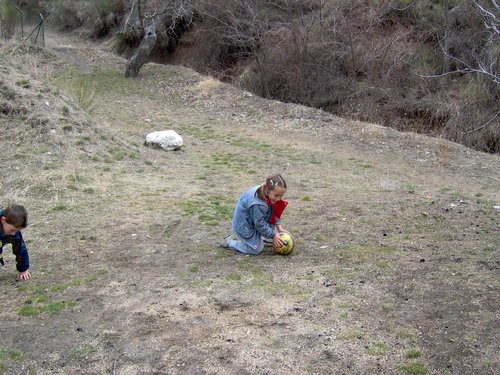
xmin=125 ymin=0 xmax=196 ymax=77
xmin=418 ymin=32 xmax=500 ymax=84
xmin=471 ymin=0 xmax=500 ymax=33
xmin=123 ymin=0 xmax=143 ymax=35
xmin=461 ymin=110 xmax=500 ymax=135
xmin=417 ymin=69 xmax=472 ymax=79
xmin=389 ymin=0 xmax=418 ymax=11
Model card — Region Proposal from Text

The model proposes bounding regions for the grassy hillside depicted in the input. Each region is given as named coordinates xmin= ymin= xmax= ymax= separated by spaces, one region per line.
xmin=5 ymin=0 xmax=499 ymax=152
xmin=0 ymin=33 xmax=499 ymax=375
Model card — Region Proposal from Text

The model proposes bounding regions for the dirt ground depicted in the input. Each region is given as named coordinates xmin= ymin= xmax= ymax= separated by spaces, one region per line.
xmin=0 ymin=30 xmax=499 ymax=375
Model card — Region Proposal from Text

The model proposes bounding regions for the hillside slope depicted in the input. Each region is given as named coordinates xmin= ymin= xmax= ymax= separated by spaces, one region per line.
xmin=0 ymin=33 xmax=499 ymax=375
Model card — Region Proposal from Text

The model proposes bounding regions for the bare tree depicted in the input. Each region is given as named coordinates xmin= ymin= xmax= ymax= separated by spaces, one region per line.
xmin=123 ymin=0 xmax=143 ymax=38
xmin=124 ymin=0 xmax=196 ymax=77
xmin=198 ymin=0 xmax=280 ymax=97
xmin=406 ymin=0 xmax=500 ymax=85
xmin=194 ymin=0 xmax=496 ymax=151
xmin=470 ymin=0 xmax=499 ymax=83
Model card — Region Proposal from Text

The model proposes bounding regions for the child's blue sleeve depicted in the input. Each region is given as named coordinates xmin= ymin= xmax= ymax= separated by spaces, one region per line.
xmin=250 ymin=205 xmax=275 ymax=239
xmin=13 ymin=232 xmax=30 ymax=272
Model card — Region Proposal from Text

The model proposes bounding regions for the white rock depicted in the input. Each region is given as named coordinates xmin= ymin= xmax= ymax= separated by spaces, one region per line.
xmin=145 ymin=130 xmax=183 ymax=151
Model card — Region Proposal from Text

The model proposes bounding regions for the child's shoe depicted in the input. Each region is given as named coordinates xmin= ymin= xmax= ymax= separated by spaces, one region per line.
xmin=263 ymin=237 xmax=273 ymax=247
xmin=220 ymin=235 xmax=232 ymax=248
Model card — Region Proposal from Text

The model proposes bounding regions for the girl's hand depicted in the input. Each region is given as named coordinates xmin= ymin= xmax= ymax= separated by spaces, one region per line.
xmin=17 ymin=271 xmax=32 ymax=280
xmin=273 ymin=232 xmax=284 ymax=248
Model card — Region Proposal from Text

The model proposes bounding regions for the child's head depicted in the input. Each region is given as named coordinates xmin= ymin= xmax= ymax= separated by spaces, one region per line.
xmin=263 ymin=174 xmax=287 ymax=204
xmin=1 ymin=204 xmax=28 ymax=235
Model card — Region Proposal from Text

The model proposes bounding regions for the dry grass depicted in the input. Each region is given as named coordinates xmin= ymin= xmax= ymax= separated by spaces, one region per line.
xmin=194 ymin=77 xmax=224 ymax=97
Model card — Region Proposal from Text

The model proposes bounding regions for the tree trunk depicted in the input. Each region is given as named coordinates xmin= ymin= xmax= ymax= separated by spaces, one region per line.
xmin=125 ymin=0 xmax=143 ymax=36
xmin=442 ymin=0 xmax=450 ymax=73
xmin=125 ymin=13 xmax=168 ymax=77
xmin=124 ymin=1 xmax=196 ymax=78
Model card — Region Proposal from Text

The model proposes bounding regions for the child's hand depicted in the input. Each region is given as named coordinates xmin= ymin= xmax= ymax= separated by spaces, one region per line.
xmin=273 ymin=233 xmax=284 ymax=248
xmin=17 ymin=271 xmax=32 ymax=280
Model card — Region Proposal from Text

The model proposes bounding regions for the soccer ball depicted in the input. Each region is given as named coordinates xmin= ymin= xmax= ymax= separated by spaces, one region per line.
xmin=274 ymin=232 xmax=295 ymax=255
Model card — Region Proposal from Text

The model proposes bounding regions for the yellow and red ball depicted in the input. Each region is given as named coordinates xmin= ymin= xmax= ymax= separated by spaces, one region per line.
xmin=274 ymin=232 xmax=295 ymax=255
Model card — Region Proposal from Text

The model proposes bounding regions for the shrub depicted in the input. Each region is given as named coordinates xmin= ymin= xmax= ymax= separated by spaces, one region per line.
xmin=0 ymin=0 xmax=20 ymax=38
xmin=10 ymin=0 xmax=45 ymax=22
xmin=49 ymin=0 xmax=82 ymax=30
xmin=49 ymin=0 xmax=123 ymax=37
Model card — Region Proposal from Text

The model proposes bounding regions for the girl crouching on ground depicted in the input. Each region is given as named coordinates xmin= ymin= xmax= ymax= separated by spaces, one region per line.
xmin=220 ymin=174 xmax=289 ymax=255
